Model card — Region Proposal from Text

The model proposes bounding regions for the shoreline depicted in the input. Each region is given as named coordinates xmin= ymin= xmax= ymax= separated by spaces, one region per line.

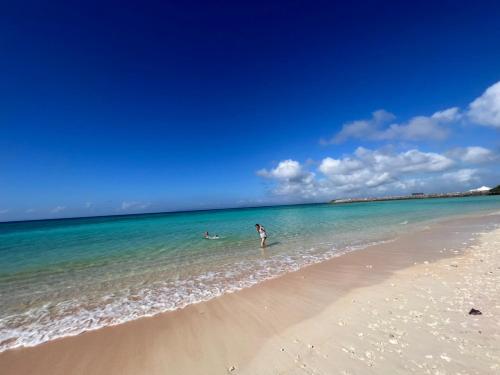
xmin=0 ymin=210 xmax=494 ymax=352
xmin=330 ymin=191 xmax=492 ymax=204
xmin=1 ymin=212 xmax=499 ymax=374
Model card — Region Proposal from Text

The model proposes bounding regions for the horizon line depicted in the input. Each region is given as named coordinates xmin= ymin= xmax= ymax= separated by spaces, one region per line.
xmin=0 ymin=201 xmax=324 ymax=225
xmin=2 ymin=186 xmax=496 ymax=224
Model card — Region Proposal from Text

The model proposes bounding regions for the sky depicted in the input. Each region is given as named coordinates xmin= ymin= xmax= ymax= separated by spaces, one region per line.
xmin=1 ymin=0 xmax=500 ymax=221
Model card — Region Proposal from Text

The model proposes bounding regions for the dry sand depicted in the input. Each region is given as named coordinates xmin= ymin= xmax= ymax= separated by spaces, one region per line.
xmin=1 ymin=213 xmax=499 ymax=374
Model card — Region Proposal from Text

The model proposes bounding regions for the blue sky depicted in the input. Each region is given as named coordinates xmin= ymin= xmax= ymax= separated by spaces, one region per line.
xmin=1 ymin=0 xmax=500 ymax=221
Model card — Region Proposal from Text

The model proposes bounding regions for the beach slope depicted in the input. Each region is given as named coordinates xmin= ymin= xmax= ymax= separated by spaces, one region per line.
xmin=1 ymin=214 xmax=499 ymax=374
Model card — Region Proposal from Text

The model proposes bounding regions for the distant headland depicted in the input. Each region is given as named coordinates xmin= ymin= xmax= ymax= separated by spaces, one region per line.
xmin=330 ymin=185 xmax=500 ymax=204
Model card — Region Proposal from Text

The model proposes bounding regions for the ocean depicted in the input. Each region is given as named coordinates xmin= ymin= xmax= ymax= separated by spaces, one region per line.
xmin=1 ymin=195 xmax=500 ymax=351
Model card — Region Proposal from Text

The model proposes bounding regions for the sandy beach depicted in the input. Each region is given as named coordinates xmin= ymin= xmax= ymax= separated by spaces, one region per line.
xmin=4 ymin=1 xmax=500 ymax=373
xmin=1 ymin=213 xmax=499 ymax=375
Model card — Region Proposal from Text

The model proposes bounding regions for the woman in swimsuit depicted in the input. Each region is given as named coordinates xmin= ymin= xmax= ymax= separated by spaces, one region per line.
xmin=255 ymin=224 xmax=267 ymax=248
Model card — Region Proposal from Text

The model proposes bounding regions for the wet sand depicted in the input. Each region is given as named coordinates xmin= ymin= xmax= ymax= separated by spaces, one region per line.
xmin=1 ymin=213 xmax=499 ymax=374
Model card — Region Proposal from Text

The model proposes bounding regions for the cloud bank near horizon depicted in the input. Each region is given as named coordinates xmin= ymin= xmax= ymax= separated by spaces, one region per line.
xmin=258 ymin=146 xmax=497 ymax=199
xmin=260 ymin=81 xmax=500 ymax=200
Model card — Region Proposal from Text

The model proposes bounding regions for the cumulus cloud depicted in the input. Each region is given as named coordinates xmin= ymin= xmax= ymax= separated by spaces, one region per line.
xmin=258 ymin=146 xmax=495 ymax=199
xmin=447 ymin=146 xmax=497 ymax=164
xmin=264 ymin=82 xmax=500 ymax=200
xmin=257 ymin=160 xmax=317 ymax=196
xmin=325 ymin=107 xmax=459 ymax=144
xmin=442 ymin=169 xmax=479 ymax=184
xmin=121 ymin=201 xmax=151 ymax=210
xmin=51 ymin=206 xmax=66 ymax=213
xmin=324 ymin=81 xmax=500 ymax=145
xmin=467 ymin=81 xmax=500 ymax=128
xmin=353 ymin=147 xmax=454 ymax=173
xmin=431 ymin=107 xmax=462 ymax=122
xmin=383 ymin=110 xmax=458 ymax=141
xmin=318 ymin=148 xmax=453 ymax=191
xmin=257 ymin=159 xmax=305 ymax=180
xmin=321 ymin=110 xmax=395 ymax=144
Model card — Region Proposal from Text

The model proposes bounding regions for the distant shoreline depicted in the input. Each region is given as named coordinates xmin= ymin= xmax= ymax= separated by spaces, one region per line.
xmin=330 ymin=191 xmax=492 ymax=204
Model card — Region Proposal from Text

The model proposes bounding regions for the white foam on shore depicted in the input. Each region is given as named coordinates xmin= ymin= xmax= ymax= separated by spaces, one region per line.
xmin=4 ymin=210 xmax=499 ymax=353
xmin=0 ymin=239 xmax=393 ymax=352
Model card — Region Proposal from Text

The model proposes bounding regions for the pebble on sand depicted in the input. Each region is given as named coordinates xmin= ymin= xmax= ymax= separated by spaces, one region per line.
xmin=440 ymin=354 xmax=451 ymax=362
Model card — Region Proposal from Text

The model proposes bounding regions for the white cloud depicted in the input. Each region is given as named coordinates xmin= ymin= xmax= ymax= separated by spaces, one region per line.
xmin=25 ymin=208 xmax=36 ymax=213
xmin=431 ymin=107 xmax=461 ymax=122
xmin=257 ymin=146 xmax=496 ymax=199
xmin=318 ymin=148 xmax=453 ymax=191
xmin=318 ymin=156 xmax=364 ymax=175
xmin=323 ymin=81 xmax=500 ymax=145
xmin=257 ymin=159 xmax=305 ymax=180
xmin=325 ymin=107 xmax=459 ymax=144
xmin=467 ymin=81 xmax=500 ymax=128
xmin=267 ymin=82 xmax=500 ymax=199
xmin=0 ymin=209 xmax=9 ymax=214
xmin=354 ymin=147 xmax=454 ymax=173
xmin=448 ymin=146 xmax=497 ymax=164
xmin=257 ymin=159 xmax=318 ymax=197
xmin=383 ymin=113 xmax=452 ymax=141
xmin=121 ymin=201 xmax=151 ymax=211
xmin=442 ymin=169 xmax=479 ymax=184
xmin=51 ymin=206 xmax=66 ymax=213
xmin=85 ymin=202 xmax=93 ymax=208
xmin=322 ymin=110 xmax=395 ymax=144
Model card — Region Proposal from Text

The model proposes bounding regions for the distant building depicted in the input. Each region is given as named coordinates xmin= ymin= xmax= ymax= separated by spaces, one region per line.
xmin=468 ymin=186 xmax=491 ymax=192
xmin=411 ymin=192 xmax=425 ymax=196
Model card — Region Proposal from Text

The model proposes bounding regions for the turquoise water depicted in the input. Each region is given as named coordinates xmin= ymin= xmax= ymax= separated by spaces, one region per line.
xmin=1 ymin=196 xmax=500 ymax=350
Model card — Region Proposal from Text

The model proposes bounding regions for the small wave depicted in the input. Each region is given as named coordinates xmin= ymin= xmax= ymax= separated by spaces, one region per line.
xmin=0 ymin=239 xmax=392 ymax=352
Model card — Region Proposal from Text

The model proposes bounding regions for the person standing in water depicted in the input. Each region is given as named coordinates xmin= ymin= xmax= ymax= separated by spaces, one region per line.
xmin=255 ymin=224 xmax=267 ymax=248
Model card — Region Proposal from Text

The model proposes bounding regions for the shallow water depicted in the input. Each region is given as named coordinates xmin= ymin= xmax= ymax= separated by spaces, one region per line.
xmin=1 ymin=196 xmax=500 ymax=351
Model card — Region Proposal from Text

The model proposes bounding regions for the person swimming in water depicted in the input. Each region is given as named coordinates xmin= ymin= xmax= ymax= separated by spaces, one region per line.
xmin=255 ymin=224 xmax=267 ymax=248
xmin=203 ymin=231 xmax=219 ymax=240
